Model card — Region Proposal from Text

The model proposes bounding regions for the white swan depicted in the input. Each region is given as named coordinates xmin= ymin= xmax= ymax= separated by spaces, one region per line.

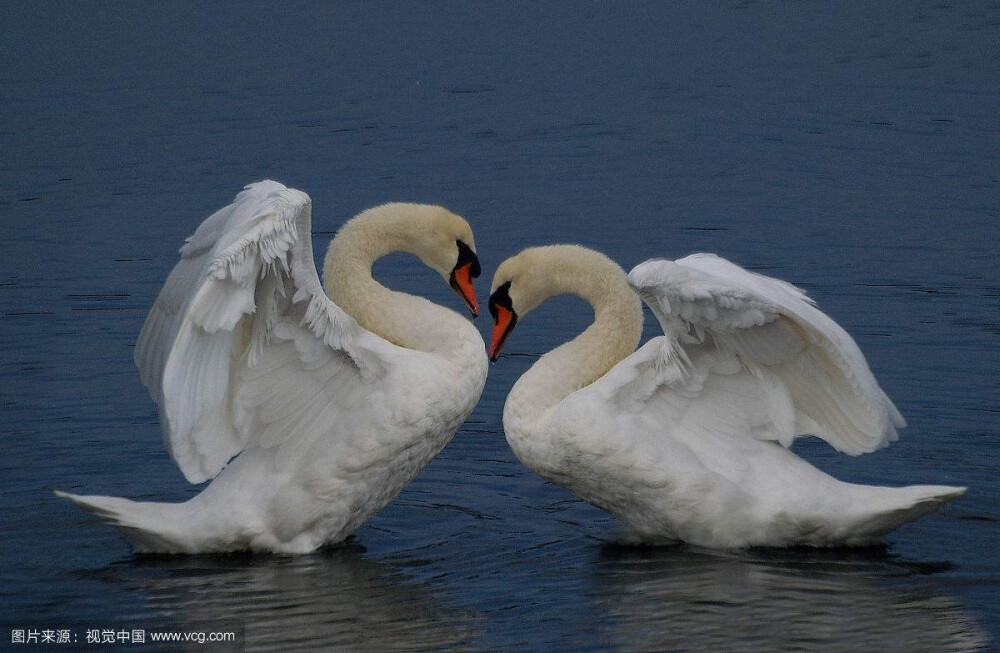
xmin=57 ymin=181 xmax=488 ymax=554
xmin=487 ymin=245 xmax=965 ymax=548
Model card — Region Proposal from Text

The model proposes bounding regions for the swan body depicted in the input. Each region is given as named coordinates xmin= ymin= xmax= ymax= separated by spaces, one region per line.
xmin=488 ymin=245 xmax=964 ymax=548
xmin=57 ymin=181 xmax=488 ymax=554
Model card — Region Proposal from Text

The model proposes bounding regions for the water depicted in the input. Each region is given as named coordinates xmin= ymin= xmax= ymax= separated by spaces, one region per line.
xmin=2 ymin=2 xmax=997 ymax=650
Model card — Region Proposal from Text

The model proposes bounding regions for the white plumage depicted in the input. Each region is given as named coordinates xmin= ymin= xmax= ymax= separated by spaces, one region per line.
xmin=626 ymin=254 xmax=905 ymax=455
xmin=491 ymin=245 xmax=964 ymax=548
xmin=57 ymin=181 xmax=488 ymax=553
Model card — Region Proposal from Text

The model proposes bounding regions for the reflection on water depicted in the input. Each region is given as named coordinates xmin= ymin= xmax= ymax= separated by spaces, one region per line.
xmin=98 ymin=544 xmax=479 ymax=652
xmin=593 ymin=545 xmax=989 ymax=653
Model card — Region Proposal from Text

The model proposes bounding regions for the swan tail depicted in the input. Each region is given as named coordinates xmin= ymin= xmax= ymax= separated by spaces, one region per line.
xmin=848 ymin=484 xmax=966 ymax=541
xmin=55 ymin=490 xmax=197 ymax=554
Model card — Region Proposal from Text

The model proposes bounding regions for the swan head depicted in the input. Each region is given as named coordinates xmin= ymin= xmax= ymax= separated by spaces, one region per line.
xmin=488 ymin=245 xmax=635 ymax=361
xmin=418 ymin=208 xmax=481 ymax=317
xmin=375 ymin=203 xmax=482 ymax=316
xmin=485 ymin=250 xmax=541 ymax=360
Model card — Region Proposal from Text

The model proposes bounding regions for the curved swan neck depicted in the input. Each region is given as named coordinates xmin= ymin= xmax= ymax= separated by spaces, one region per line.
xmin=321 ymin=205 xmax=466 ymax=353
xmin=508 ymin=247 xmax=643 ymax=415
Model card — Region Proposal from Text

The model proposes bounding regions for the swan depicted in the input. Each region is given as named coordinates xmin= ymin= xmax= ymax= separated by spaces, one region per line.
xmin=56 ymin=180 xmax=488 ymax=554
xmin=487 ymin=245 xmax=965 ymax=548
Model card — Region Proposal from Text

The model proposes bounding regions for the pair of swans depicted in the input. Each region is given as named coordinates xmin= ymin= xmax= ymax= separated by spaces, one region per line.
xmin=58 ymin=181 xmax=964 ymax=553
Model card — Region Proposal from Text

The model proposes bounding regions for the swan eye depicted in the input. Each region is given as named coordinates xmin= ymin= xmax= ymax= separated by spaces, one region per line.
xmin=488 ymin=281 xmax=513 ymax=321
xmin=455 ymin=240 xmax=481 ymax=278
xmin=487 ymin=281 xmax=517 ymax=361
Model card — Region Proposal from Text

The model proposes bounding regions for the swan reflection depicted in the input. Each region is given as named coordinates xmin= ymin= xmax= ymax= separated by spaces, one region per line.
xmin=106 ymin=543 xmax=480 ymax=651
xmin=593 ymin=544 xmax=988 ymax=652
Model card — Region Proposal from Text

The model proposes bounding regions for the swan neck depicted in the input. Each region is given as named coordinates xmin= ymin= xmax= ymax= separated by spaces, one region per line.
xmin=321 ymin=210 xmax=464 ymax=353
xmin=510 ymin=261 xmax=642 ymax=416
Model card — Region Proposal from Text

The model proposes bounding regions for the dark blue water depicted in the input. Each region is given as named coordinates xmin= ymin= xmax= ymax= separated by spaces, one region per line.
xmin=2 ymin=2 xmax=997 ymax=650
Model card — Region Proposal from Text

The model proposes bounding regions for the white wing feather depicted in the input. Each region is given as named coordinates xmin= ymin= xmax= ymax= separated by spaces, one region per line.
xmin=134 ymin=181 xmax=393 ymax=483
xmin=623 ymin=254 xmax=904 ymax=455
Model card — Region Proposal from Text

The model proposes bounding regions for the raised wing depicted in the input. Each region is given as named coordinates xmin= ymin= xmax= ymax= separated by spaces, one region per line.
xmin=135 ymin=181 xmax=392 ymax=483
xmin=623 ymin=254 xmax=905 ymax=455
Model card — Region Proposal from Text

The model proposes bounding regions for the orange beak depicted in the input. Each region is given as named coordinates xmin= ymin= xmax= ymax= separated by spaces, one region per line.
xmin=449 ymin=261 xmax=480 ymax=317
xmin=488 ymin=304 xmax=517 ymax=362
